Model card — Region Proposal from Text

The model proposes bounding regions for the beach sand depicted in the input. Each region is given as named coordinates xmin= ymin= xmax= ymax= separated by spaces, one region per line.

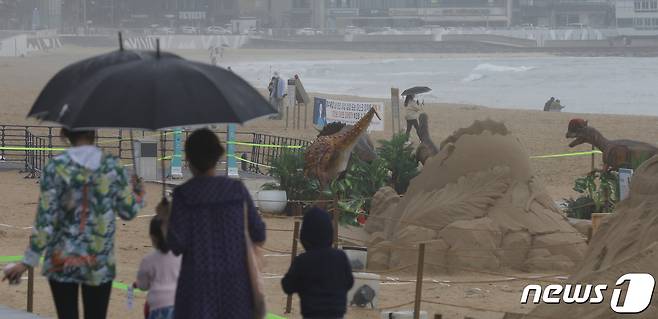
xmin=1 ymin=47 xmax=658 ymax=318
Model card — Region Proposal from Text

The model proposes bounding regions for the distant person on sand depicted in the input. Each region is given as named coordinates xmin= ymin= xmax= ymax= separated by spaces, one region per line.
xmin=209 ymin=46 xmax=217 ymax=66
xmin=2 ymin=128 xmax=145 ymax=319
xmin=282 ymin=207 xmax=354 ymax=319
xmin=544 ymin=97 xmax=555 ymax=111
xmin=404 ymin=94 xmax=422 ymax=140
xmin=134 ymin=216 xmax=181 ymax=319
xmin=157 ymin=128 xmax=266 ymax=319
xmin=269 ymin=72 xmax=286 ymax=119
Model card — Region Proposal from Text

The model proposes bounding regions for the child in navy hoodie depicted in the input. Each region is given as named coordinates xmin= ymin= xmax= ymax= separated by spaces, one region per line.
xmin=282 ymin=207 xmax=354 ymax=319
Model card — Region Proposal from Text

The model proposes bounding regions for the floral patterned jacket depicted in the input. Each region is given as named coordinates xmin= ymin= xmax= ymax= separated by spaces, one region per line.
xmin=22 ymin=151 xmax=144 ymax=286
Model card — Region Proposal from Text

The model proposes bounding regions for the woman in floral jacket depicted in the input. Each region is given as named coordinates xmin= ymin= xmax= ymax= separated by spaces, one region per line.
xmin=3 ymin=129 xmax=144 ymax=319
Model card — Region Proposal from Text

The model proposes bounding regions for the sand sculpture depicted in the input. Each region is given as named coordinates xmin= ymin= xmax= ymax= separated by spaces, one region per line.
xmin=567 ymin=118 xmax=658 ymax=170
xmin=366 ymin=119 xmax=588 ymax=273
xmin=304 ymin=108 xmax=380 ymax=190
xmin=525 ymin=155 xmax=658 ymax=319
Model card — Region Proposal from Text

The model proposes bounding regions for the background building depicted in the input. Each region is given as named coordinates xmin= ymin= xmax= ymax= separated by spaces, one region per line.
xmin=515 ymin=0 xmax=615 ymax=28
xmin=616 ymin=0 xmax=658 ymax=29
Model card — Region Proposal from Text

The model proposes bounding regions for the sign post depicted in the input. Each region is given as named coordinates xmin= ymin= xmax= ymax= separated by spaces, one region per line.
xmin=391 ymin=88 xmax=401 ymax=136
xmin=226 ymin=124 xmax=239 ymax=178
xmin=170 ymin=129 xmax=183 ymax=179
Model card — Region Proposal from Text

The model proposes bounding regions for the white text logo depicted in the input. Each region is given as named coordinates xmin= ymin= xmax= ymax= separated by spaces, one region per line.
xmin=520 ymin=273 xmax=655 ymax=314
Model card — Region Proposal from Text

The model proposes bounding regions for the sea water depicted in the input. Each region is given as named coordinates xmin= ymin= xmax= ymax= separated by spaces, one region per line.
xmin=232 ymin=56 xmax=658 ymax=117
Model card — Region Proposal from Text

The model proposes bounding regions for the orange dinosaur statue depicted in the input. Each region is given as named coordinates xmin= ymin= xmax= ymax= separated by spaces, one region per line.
xmin=304 ymin=107 xmax=381 ymax=190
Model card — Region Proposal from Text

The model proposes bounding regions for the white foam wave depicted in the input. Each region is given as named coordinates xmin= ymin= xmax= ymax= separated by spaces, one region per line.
xmin=473 ymin=63 xmax=536 ymax=73
xmin=462 ymin=73 xmax=486 ymax=83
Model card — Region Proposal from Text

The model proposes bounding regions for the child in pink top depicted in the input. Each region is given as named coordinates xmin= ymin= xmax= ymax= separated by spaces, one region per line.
xmin=135 ymin=217 xmax=181 ymax=319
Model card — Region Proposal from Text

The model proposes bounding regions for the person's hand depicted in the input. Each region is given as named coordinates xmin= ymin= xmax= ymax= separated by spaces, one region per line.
xmin=131 ymin=175 xmax=144 ymax=196
xmin=2 ymin=263 xmax=28 ymax=284
xmin=156 ymin=198 xmax=171 ymax=221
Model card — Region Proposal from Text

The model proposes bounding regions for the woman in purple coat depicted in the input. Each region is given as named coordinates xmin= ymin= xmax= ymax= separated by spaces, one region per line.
xmin=163 ymin=128 xmax=266 ymax=319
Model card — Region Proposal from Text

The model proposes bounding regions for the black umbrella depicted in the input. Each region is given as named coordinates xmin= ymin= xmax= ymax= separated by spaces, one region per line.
xmin=401 ymin=86 xmax=432 ymax=96
xmin=29 ymin=34 xmax=180 ymax=120
xmin=37 ymin=55 xmax=274 ymax=130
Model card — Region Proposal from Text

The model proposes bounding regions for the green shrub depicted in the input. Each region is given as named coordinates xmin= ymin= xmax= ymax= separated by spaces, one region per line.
xmin=377 ymin=133 xmax=419 ymax=194
xmin=563 ymin=171 xmax=618 ymax=219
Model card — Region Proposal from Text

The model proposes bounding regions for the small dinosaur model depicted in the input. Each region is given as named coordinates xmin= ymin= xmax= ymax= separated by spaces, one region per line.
xmin=304 ymin=108 xmax=381 ymax=189
xmin=415 ymin=113 xmax=438 ymax=165
xmin=566 ymin=118 xmax=658 ymax=170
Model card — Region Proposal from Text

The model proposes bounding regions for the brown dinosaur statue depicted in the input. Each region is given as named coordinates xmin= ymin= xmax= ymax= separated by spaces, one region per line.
xmin=415 ymin=113 xmax=438 ymax=165
xmin=566 ymin=118 xmax=658 ymax=170
xmin=305 ymin=108 xmax=381 ymax=190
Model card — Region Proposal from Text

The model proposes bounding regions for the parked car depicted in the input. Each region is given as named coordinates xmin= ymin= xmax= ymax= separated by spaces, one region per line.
xmin=156 ymin=27 xmax=175 ymax=35
xmin=369 ymin=27 xmax=402 ymax=35
xmin=181 ymin=26 xmax=199 ymax=34
xmin=296 ymin=28 xmax=323 ymax=36
xmin=344 ymin=25 xmax=365 ymax=35
xmin=206 ymin=26 xmax=232 ymax=35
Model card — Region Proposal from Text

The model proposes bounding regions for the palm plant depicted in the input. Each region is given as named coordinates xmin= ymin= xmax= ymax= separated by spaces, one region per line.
xmin=377 ymin=133 xmax=419 ymax=194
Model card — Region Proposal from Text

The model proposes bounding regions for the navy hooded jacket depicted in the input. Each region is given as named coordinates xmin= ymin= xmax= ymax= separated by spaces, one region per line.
xmin=281 ymin=208 xmax=354 ymax=318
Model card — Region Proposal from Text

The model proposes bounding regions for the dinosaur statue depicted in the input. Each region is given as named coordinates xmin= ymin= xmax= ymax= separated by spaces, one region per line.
xmin=415 ymin=113 xmax=438 ymax=165
xmin=566 ymin=118 xmax=658 ymax=170
xmin=304 ymin=108 xmax=381 ymax=190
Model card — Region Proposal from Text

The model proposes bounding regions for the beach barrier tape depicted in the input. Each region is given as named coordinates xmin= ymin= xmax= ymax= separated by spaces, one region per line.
xmin=2 ymin=145 xmax=600 ymax=162
xmin=530 ymin=150 xmax=602 ymax=159
xmin=229 ymin=154 xmax=274 ymax=169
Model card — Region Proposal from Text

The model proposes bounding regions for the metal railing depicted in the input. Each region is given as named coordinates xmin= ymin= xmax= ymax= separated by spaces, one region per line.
xmin=0 ymin=125 xmax=310 ymax=178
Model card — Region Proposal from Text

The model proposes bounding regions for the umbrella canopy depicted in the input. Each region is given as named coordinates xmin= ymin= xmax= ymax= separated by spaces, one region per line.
xmin=28 ymin=53 xmax=276 ymax=130
xmin=29 ymin=49 xmax=181 ymax=121
xmin=401 ymin=86 xmax=432 ymax=96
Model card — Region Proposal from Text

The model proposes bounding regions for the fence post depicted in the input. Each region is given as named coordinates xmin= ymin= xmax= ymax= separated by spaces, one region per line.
xmin=591 ymin=145 xmax=595 ymax=172
xmin=27 ymin=266 xmax=34 ymax=312
xmin=1 ymin=125 xmax=4 ymax=160
xmin=285 ymin=221 xmax=301 ymax=314
xmin=22 ymin=128 xmax=29 ymax=173
xmin=118 ymin=129 xmax=123 ymax=159
xmin=48 ymin=127 xmax=53 ymax=159
xmin=413 ymin=243 xmax=426 ymax=319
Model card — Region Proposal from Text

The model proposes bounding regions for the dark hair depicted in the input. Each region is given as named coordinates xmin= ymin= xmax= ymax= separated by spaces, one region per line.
xmin=60 ymin=128 xmax=96 ymax=145
xmin=150 ymin=216 xmax=169 ymax=253
xmin=404 ymin=95 xmax=414 ymax=106
xmin=185 ymin=128 xmax=224 ymax=173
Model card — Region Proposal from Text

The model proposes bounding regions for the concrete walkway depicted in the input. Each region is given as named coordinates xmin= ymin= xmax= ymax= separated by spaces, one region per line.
xmin=0 ymin=306 xmax=50 ymax=319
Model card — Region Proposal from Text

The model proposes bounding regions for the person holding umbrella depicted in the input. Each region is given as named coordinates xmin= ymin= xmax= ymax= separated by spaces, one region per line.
xmin=3 ymin=128 xmax=145 ymax=319
xmin=404 ymin=94 xmax=422 ymax=140
xmin=401 ymin=86 xmax=430 ymax=141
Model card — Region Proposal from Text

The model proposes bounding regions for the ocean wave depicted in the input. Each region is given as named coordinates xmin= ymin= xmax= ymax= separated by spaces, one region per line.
xmin=462 ymin=73 xmax=486 ymax=83
xmin=473 ymin=63 xmax=536 ymax=73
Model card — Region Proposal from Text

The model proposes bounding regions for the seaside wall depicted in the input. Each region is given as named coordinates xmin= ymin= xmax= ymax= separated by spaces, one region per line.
xmin=0 ymin=35 xmax=28 ymax=57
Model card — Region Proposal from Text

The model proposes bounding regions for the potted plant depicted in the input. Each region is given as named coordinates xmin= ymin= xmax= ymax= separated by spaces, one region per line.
xmin=260 ymin=150 xmax=318 ymax=215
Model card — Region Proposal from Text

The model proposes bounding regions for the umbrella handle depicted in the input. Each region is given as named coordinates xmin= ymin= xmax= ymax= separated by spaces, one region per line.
xmin=160 ymin=131 xmax=166 ymax=197
xmin=130 ymin=130 xmax=137 ymax=178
